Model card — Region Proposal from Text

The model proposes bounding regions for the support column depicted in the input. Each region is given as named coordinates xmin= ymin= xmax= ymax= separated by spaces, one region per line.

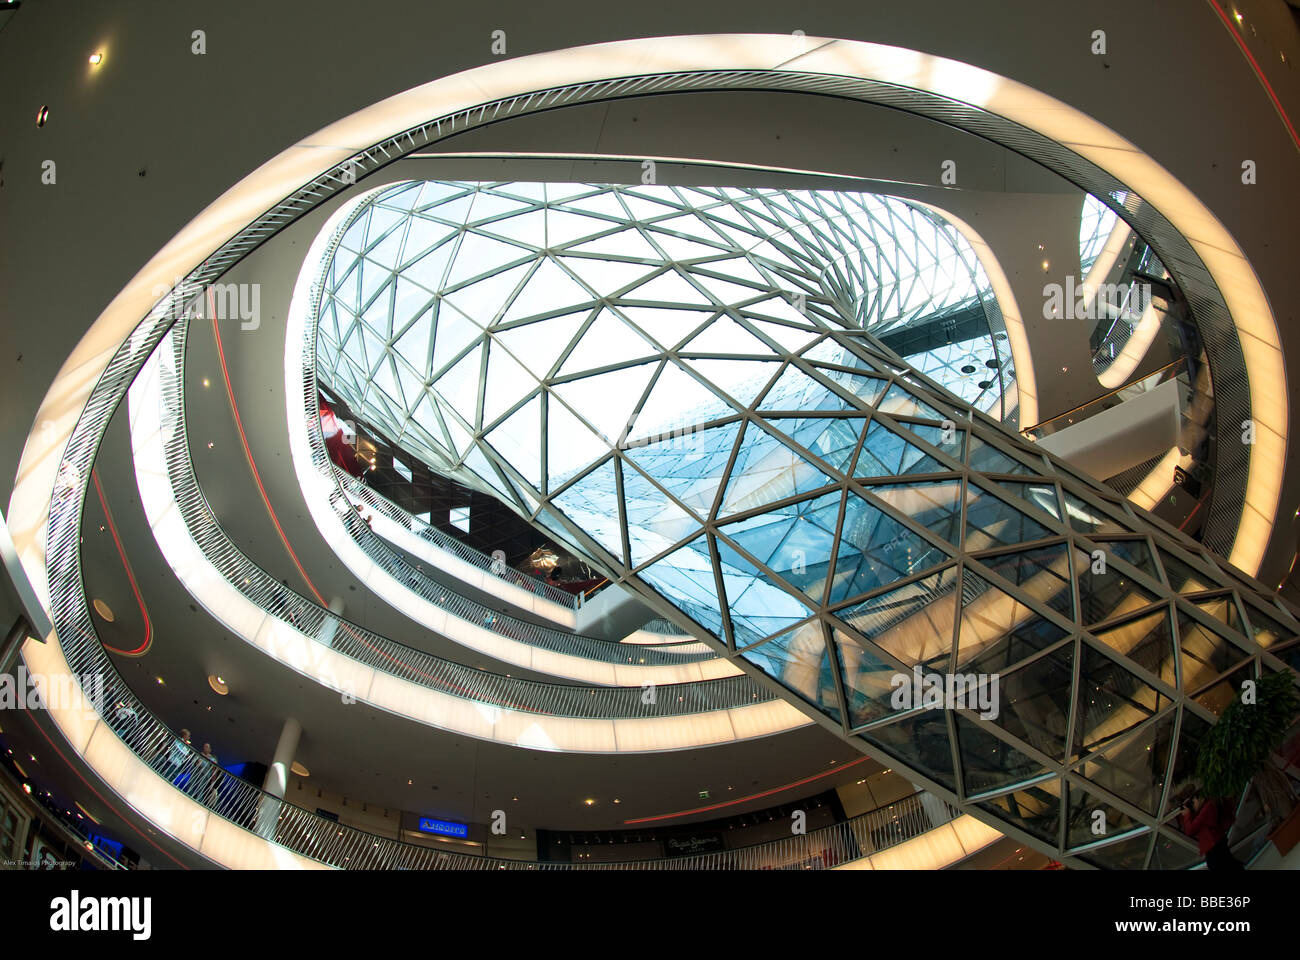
xmin=317 ymin=596 xmax=345 ymax=648
xmin=256 ymin=717 xmax=301 ymax=838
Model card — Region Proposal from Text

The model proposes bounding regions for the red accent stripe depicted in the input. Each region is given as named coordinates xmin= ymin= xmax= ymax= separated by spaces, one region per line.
xmin=1207 ymin=0 xmax=1300 ymax=153
xmin=91 ymin=469 xmax=153 ymax=656
xmin=210 ymin=302 xmax=326 ymax=607
xmin=622 ymin=755 xmax=870 ymax=824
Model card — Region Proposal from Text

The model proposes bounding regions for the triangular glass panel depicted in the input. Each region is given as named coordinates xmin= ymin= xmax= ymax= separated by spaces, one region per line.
xmin=623 ymin=420 xmax=741 ymax=520
xmin=901 ymin=421 xmax=966 ymax=464
xmin=718 ymin=422 xmax=835 ymax=518
xmin=1074 ymin=712 xmax=1176 ymax=816
xmin=1077 ymin=831 xmax=1153 ymax=870
xmin=500 ymin=257 xmax=596 ymax=324
xmin=742 ymin=316 xmax=820 ymax=354
xmin=862 ymin=480 xmax=962 ymax=547
xmin=741 ymin=620 xmax=841 ymax=723
xmin=429 ymin=306 xmax=485 ymax=378
xmin=616 ymin=305 xmax=710 ymax=352
xmin=1240 ymin=601 xmax=1300 ymax=649
xmin=483 ymin=393 xmax=542 ymax=491
xmin=965 ymin=483 xmax=1053 ymax=551
xmin=818 ymin=367 xmax=889 ymax=408
xmin=854 ymin=420 xmax=948 ymax=478
xmin=997 ymin=481 xmax=1061 ymax=520
xmin=1062 ymin=491 xmax=1130 ymax=535
xmin=861 ymin=711 xmax=959 ymax=793
xmin=979 ymin=644 xmax=1074 ymax=762
xmin=768 ymin=416 xmax=864 ymax=475
xmin=831 ymin=491 xmax=951 ymax=606
xmin=1176 ymin=608 xmax=1252 ymax=696
xmin=430 ymin=345 xmax=484 ymax=427
xmin=956 ymin=714 xmax=1049 ymax=797
xmin=830 ymin=625 xmax=904 ymax=729
xmin=1075 ymin=548 xmax=1159 ymax=627
xmin=967 ymin=436 xmax=1034 ymax=475
xmin=974 ymin=543 xmax=1074 ymax=620
xmin=976 ymin=781 xmax=1062 ymax=845
xmin=1064 ymin=780 xmax=1147 ymax=851
xmin=545 ymin=395 xmax=612 ymax=491
xmin=714 ymin=536 xmax=815 ymax=648
xmin=444 ymin=233 xmax=528 ymax=288
xmin=636 ymin=535 xmax=726 ymax=644
xmin=556 ymin=309 xmax=661 ymax=377
xmin=624 ymin=268 xmax=715 ymax=307
xmin=876 ymin=382 xmax=946 ymax=421
xmin=1157 ymin=548 xmax=1219 ymax=593
xmin=482 ymin=341 xmax=537 ymax=428
xmin=1092 ymin=608 xmax=1178 ymax=689
xmin=1190 ymin=660 xmax=1255 ymax=717
xmin=681 ymin=316 xmax=777 ymax=356
xmin=1072 ymin=641 xmax=1168 ymax=758
xmin=719 ymin=491 xmax=841 ymax=605
xmin=833 ymin=566 xmax=959 ymax=672
xmin=620 ymin=461 xmax=702 ymax=568
xmin=759 ymin=364 xmax=850 ymax=413
xmin=552 ymin=362 xmax=657 ymax=446
xmin=1092 ymin=538 xmax=1158 ymax=581
xmin=687 ymin=358 xmax=781 ymax=410
xmin=548 ymin=457 xmax=624 ymax=564
xmin=561 ymin=256 xmax=659 ymax=299
xmin=955 ymin=569 xmax=1061 ymax=673
xmin=492 ymin=311 xmax=589 ymax=381
xmin=625 ymin=362 xmax=733 ymax=444
xmin=1192 ymin=594 xmax=1245 ymax=639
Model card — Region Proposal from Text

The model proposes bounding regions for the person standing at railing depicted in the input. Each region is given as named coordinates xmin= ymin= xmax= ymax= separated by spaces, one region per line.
xmin=161 ymin=728 xmax=192 ymax=786
xmin=199 ymin=743 xmax=222 ymax=804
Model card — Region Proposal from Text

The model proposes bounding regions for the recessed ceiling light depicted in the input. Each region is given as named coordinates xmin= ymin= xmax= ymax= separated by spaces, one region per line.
xmin=202 ymin=378 xmax=210 ymax=388
xmin=155 ymin=676 xmax=165 ymax=685
xmin=92 ymin=598 xmax=114 ymax=622
xmin=88 ymin=52 xmax=103 ymax=65
xmin=583 ymin=798 xmax=595 ymax=806
xmin=207 ymin=675 xmax=229 ymax=696
xmin=36 ymin=105 xmax=49 ymax=127
xmin=290 ymin=761 xmax=310 ymax=777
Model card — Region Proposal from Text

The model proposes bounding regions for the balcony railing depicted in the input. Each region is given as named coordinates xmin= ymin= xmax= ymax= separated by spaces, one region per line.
xmin=335 ymin=470 xmax=583 ymax=612
xmin=154 ymin=322 xmax=766 ymax=719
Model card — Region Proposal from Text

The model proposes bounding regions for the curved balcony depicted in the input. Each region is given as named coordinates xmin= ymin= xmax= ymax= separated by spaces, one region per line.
xmin=130 ymin=321 xmax=809 ymax=749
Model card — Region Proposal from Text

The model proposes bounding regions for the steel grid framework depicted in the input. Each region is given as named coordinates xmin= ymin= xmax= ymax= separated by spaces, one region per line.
xmin=311 ymin=180 xmax=1300 ymax=869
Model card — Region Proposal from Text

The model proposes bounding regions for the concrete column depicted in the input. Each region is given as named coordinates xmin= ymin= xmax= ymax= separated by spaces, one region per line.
xmin=257 ymin=717 xmax=301 ymax=838
xmin=263 ymin=716 xmax=301 ymax=799
xmin=316 ymin=596 xmax=345 ymax=648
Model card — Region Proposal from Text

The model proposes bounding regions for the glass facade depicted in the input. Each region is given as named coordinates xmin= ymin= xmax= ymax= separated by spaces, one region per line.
xmin=310 ymin=180 xmax=1299 ymax=867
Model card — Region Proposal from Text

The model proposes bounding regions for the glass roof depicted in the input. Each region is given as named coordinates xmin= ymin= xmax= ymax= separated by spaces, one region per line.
xmin=305 ymin=180 xmax=1299 ymax=867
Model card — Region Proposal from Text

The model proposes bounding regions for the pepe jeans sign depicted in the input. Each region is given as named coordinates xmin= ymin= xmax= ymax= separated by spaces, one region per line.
xmin=664 ymin=833 xmax=725 ymax=855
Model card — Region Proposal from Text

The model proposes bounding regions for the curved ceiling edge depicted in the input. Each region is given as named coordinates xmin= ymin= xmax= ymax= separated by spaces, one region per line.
xmin=10 ymin=35 xmax=1282 ymax=663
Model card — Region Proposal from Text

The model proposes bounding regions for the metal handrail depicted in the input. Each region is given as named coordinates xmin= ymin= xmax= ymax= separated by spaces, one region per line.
xmin=155 ymin=323 xmax=765 ymax=718
xmin=334 ymin=470 xmax=582 ymax=611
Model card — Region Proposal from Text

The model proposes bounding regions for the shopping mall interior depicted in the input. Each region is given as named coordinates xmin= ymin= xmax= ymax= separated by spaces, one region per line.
xmin=1 ymin=0 xmax=1299 ymax=876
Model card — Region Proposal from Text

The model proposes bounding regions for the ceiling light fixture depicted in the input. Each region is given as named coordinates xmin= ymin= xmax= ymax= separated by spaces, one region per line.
xmin=290 ymin=761 xmax=310 ymax=777
xmin=91 ymin=598 xmax=114 ymax=622
xmin=88 ymin=52 xmax=103 ymax=65
xmin=35 ymin=105 xmax=49 ymax=127
xmin=207 ymin=675 xmax=229 ymax=696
